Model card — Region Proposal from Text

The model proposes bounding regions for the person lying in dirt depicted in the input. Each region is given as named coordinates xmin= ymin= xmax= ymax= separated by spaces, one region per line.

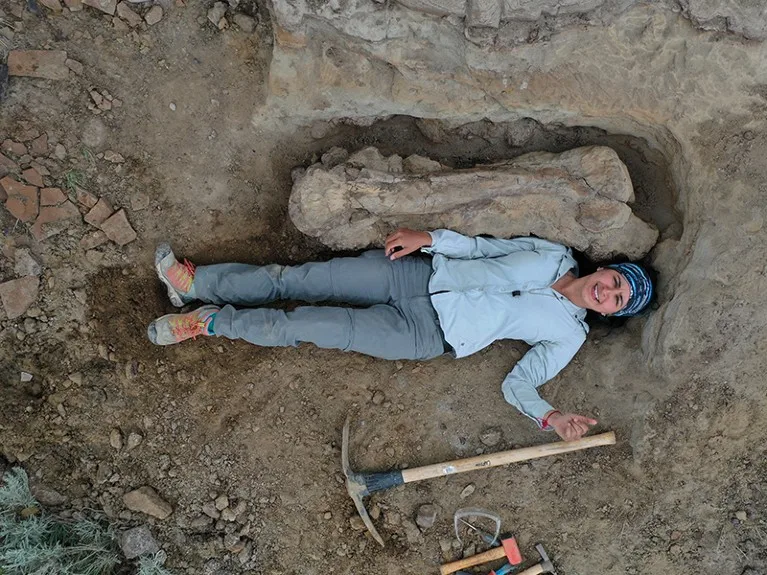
xmin=147 ymin=228 xmax=655 ymax=442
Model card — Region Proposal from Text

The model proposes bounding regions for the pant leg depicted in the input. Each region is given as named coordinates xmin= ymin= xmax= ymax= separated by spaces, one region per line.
xmin=192 ymin=250 xmax=433 ymax=307
xmin=212 ymin=298 xmax=445 ymax=360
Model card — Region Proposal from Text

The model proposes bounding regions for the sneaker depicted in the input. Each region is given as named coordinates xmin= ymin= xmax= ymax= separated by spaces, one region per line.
xmin=155 ymin=243 xmax=196 ymax=307
xmin=147 ymin=306 xmax=219 ymax=346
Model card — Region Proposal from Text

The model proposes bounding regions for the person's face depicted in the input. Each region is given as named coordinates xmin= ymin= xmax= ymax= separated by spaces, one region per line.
xmin=581 ymin=268 xmax=631 ymax=315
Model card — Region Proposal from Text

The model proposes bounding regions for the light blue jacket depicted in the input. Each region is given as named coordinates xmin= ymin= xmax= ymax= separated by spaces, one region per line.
xmin=422 ymin=229 xmax=589 ymax=427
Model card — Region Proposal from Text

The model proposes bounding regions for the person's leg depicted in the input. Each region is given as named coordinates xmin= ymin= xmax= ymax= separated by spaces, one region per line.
xmin=192 ymin=250 xmax=433 ymax=307
xmin=210 ymin=298 xmax=445 ymax=360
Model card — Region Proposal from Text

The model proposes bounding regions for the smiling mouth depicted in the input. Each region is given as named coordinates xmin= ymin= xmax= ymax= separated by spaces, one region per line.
xmin=593 ymin=284 xmax=599 ymax=303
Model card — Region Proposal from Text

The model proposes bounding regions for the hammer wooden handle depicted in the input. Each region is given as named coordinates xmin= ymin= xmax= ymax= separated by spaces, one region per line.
xmin=517 ymin=564 xmax=546 ymax=575
xmin=440 ymin=546 xmax=507 ymax=575
xmin=403 ymin=432 xmax=616 ymax=484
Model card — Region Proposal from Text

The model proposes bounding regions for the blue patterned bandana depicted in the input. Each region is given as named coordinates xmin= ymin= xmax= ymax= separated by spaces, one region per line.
xmin=607 ymin=263 xmax=654 ymax=317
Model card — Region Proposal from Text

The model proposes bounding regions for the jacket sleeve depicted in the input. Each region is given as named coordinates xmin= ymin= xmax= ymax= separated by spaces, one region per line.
xmin=501 ymin=335 xmax=586 ymax=429
xmin=421 ymin=229 xmax=564 ymax=259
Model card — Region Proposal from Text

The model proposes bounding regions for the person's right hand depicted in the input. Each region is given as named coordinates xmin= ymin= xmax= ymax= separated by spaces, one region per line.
xmin=546 ymin=411 xmax=598 ymax=442
xmin=385 ymin=228 xmax=432 ymax=260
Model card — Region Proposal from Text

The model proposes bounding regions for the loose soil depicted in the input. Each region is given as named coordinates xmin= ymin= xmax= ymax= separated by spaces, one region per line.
xmin=0 ymin=2 xmax=764 ymax=575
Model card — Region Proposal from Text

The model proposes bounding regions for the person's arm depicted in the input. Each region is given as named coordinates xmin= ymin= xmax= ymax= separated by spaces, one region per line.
xmin=501 ymin=336 xmax=597 ymax=441
xmin=384 ymin=228 xmax=564 ymax=261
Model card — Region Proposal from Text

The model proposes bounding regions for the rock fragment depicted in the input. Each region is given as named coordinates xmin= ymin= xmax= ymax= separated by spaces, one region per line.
xmin=123 ymin=487 xmax=172 ymax=520
xmin=22 ymin=168 xmax=44 ymax=188
xmin=65 ymin=59 xmax=84 ymax=75
xmin=101 ymin=209 xmax=137 ymax=245
xmin=31 ymin=484 xmax=67 ymax=506
xmin=207 ymin=2 xmax=227 ymax=26
xmin=415 ymin=504 xmax=437 ymax=530
xmin=144 ymin=5 xmax=162 ymax=25
xmin=233 ymin=13 xmax=255 ymax=32
xmin=64 ymin=0 xmax=83 ymax=10
xmin=40 ymin=187 xmax=66 ymax=206
xmin=116 ymin=2 xmax=142 ymax=26
xmin=214 ymin=495 xmax=229 ymax=511
xmin=459 ymin=484 xmax=475 ymax=499
xmin=119 ymin=525 xmax=159 ymax=559
xmin=83 ymin=0 xmax=116 ymax=15
xmin=0 ymin=277 xmax=39 ymax=319
xmin=202 ymin=501 xmax=220 ymax=519
xmin=84 ymin=198 xmax=114 ymax=227
xmin=39 ymin=0 xmax=63 ymax=12
xmin=126 ymin=431 xmax=143 ymax=450
xmin=8 ymin=50 xmax=69 ymax=80
xmin=1 ymin=140 xmax=27 ymax=157
xmin=76 ymin=187 xmax=98 ymax=209
xmin=110 ymin=428 xmax=123 ymax=450
xmin=31 ymin=201 xmax=80 ymax=241
xmin=2 ymin=177 xmax=39 ymax=222
xmin=80 ymin=230 xmax=109 ymax=250
xmin=103 ymin=150 xmax=124 ymax=163
xmin=13 ymin=248 xmax=41 ymax=277
xmin=30 ymin=134 xmax=48 ymax=156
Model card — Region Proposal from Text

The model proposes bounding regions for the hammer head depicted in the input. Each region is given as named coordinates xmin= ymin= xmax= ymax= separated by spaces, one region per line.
xmin=534 ymin=544 xmax=557 ymax=575
xmin=342 ymin=416 xmax=385 ymax=547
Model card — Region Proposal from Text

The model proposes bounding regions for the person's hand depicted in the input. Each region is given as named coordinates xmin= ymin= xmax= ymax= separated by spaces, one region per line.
xmin=385 ymin=228 xmax=432 ymax=260
xmin=545 ymin=411 xmax=598 ymax=442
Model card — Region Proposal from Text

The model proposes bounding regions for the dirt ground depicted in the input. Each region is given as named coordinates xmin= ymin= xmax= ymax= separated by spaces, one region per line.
xmin=0 ymin=2 xmax=765 ymax=575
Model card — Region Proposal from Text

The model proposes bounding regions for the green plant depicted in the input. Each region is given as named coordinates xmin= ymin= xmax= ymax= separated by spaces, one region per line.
xmin=0 ymin=468 xmax=121 ymax=575
xmin=137 ymin=552 xmax=172 ymax=575
xmin=64 ymin=170 xmax=85 ymax=192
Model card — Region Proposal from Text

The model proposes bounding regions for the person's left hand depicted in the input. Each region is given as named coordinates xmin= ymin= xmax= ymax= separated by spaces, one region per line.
xmin=546 ymin=411 xmax=598 ymax=442
xmin=384 ymin=228 xmax=432 ymax=260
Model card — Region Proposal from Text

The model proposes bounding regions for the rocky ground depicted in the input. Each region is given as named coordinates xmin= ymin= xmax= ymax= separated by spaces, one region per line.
xmin=0 ymin=1 xmax=766 ymax=575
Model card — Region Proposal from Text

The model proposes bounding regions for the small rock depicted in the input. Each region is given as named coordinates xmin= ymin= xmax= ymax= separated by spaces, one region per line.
xmin=321 ymin=146 xmax=349 ymax=168
xmin=207 ymin=2 xmax=227 ymax=26
xmin=68 ymin=372 xmax=83 ymax=385
xmin=232 ymin=13 xmax=255 ymax=32
xmin=459 ymin=484 xmax=475 ymax=499
xmin=144 ymin=4 xmax=162 ymax=25
xmin=214 ymin=495 xmax=230 ymax=511
xmin=119 ymin=525 xmax=159 ymax=559
xmin=115 ymin=2 xmax=142 ymax=26
xmin=31 ymin=484 xmax=66 ymax=506
xmin=22 ymin=167 xmax=44 ymax=188
xmin=202 ymin=501 xmax=220 ymax=519
xmin=76 ymin=187 xmax=98 ymax=208
xmin=169 ymin=102 xmax=176 ymax=111
xmin=101 ymin=209 xmax=137 ymax=245
xmin=439 ymin=536 xmax=453 ymax=559
xmin=110 ymin=428 xmax=123 ymax=450
xmin=103 ymin=150 xmax=124 ymax=163
xmin=736 ymin=511 xmax=747 ymax=522
xmin=403 ymin=154 xmax=444 ymax=174
xmin=372 ymin=390 xmax=385 ymax=405
xmin=1 ymin=140 xmax=27 ymax=157
xmin=83 ymin=0 xmax=116 ymax=15
xmin=2 ymin=176 xmax=39 ymax=222
xmin=39 ymin=0 xmax=63 ymax=12
xmin=8 ymin=50 xmax=69 ymax=80
xmin=191 ymin=515 xmax=213 ymax=528
xmin=30 ymin=134 xmax=48 ymax=156
xmin=670 ymin=530 xmax=682 ymax=541
xmin=0 ymin=277 xmax=39 ymax=319
xmin=31 ymin=202 xmax=80 ymax=241
xmin=40 ymin=187 xmax=66 ymax=206
xmin=84 ymin=198 xmax=114 ymax=227
xmin=402 ymin=518 xmax=423 ymax=545
xmin=127 ymin=431 xmax=143 ymax=450
xmin=54 ymin=144 xmax=67 ymax=160
xmin=224 ymin=534 xmax=246 ymax=553
xmin=14 ymin=248 xmax=41 ymax=277
xmin=20 ymin=372 xmax=33 ymax=382
xmin=221 ymin=508 xmax=237 ymax=522
xmin=669 ymin=544 xmax=681 ymax=555
xmin=415 ymin=504 xmax=437 ymax=530
xmin=349 ymin=516 xmax=366 ymax=531
xmin=122 ymin=486 xmax=173 ymax=520
xmin=65 ymin=59 xmax=84 ymax=75
xmin=479 ymin=427 xmax=502 ymax=447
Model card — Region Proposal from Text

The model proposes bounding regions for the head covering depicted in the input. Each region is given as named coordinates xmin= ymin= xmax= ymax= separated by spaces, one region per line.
xmin=607 ymin=263 xmax=654 ymax=317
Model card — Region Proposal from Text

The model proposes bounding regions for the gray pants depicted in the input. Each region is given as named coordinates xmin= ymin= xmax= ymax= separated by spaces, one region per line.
xmin=192 ymin=250 xmax=447 ymax=360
